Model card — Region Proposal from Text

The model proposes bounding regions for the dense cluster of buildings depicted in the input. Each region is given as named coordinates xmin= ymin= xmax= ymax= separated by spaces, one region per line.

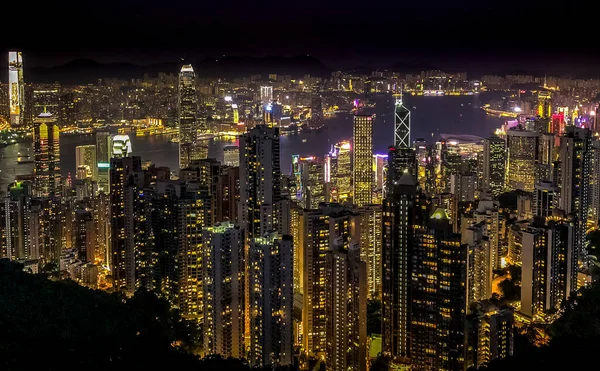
xmin=2 ymin=51 xmax=600 ymax=371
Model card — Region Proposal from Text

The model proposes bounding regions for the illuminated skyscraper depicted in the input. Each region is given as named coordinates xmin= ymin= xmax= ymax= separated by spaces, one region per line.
xmin=394 ymin=95 xmax=411 ymax=148
xmin=301 ymin=157 xmax=325 ymax=209
xmin=110 ymin=156 xmax=143 ymax=295
xmin=382 ymin=175 xmax=467 ymax=369
xmin=357 ymin=204 xmax=382 ymax=298
xmin=301 ymin=204 xmax=359 ymax=358
xmin=386 ymin=146 xmax=417 ymax=191
xmin=521 ymin=220 xmax=575 ymax=319
xmin=260 ymin=86 xmax=273 ymax=106
xmin=591 ymin=140 xmax=600 ymax=227
xmin=534 ymin=181 xmax=556 ymax=219
xmin=179 ymin=64 xmax=199 ymax=169
xmin=0 ymin=181 xmax=31 ymax=260
xmin=467 ymin=303 xmax=514 ymax=368
xmin=473 ymin=200 xmax=503 ymax=270
xmin=558 ymin=126 xmax=592 ymax=266
xmin=203 ymin=222 xmax=245 ymax=359
xmin=239 ymin=125 xmax=282 ymax=241
xmin=326 ymin=241 xmax=367 ymax=371
xmin=482 ymin=135 xmax=506 ymax=196
xmin=8 ymin=51 xmax=24 ymax=127
xmin=506 ymin=128 xmax=539 ymax=192
xmin=353 ymin=113 xmax=374 ymax=207
xmin=248 ymin=233 xmax=293 ymax=367
xmin=464 ymin=222 xmax=492 ymax=305
xmin=325 ymin=141 xmax=352 ymax=202
xmin=537 ymin=91 xmax=552 ymax=118
xmin=96 ymin=131 xmax=113 ymax=193
xmin=75 ymin=145 xmax=97 ymax=181
xmin=112 ymin=134 xmax=132 ymax=158
xmin=33 ymin=112 xmax=61 ymax=198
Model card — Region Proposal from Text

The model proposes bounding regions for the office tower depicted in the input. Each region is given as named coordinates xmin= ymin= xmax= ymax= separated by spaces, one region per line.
xmin=534 ymin=181 xmax=556 ymax=219
xmin=8 ymin=51 xmax=24 ymax=127
xmin=178 ymin=182 xmax=212 ymax=321
xmin=558 ymin=126 xmax=592 ymax=264
xmin=249 ymin=233 xmax=293 ymax=368
xmin=239 ymin=125 xmax=281 ymax=240
xmin=451 ymin=173 xmax=476 ymax=202
xmin=179 ymin=64 xmax=199 ymax=169
xmin=75 ymin=145 xmax=98 ymax=181
xmin=591 ymin=140 xmax=600 ymax=227
xmin=467 ymin=302 xmax=514 ymax=369
xmin=387 ymin=146 xmax=417 ymax=191
xmin=301 ymin=204 xmax=358 ymax=358
xmin=112 ymin=134 xmax=132 ymax=158
xmin=537 ymin=91 xmax=552 ymax=118
xmin=325 ymin=141 xmax=352 ymax=203
xmin=203 ymin=222 xmax=245 ymax=359
xmin=301 ymin=157 xmax=325 ymax=209
xmin=31 ymin=84 xmax=60 ymax=124
xmin=536 ymin=133 xmax=554 ymax=183
xmin=33 ymin=112 xmax=61 ymax=198
xmin=353 ymin=113 xmax=374 ymax=207
xmin=382 ymin=173 xmax=423 ymax=361
xmin=551 ymin=114 xmax=565 ymax=145
xmin=309 ymin=94 xmax=324 ymax=130
xmin=473 ymin=200 xmax=503 ymax=270
xmin=0 ymin=181 xmax=31 ymax=260
xmin=464 ymin=222 xmax=492 ymax=305
xmin=216 ymin=166 xmax=240 ymax=223
xmin=482 ymin=135 xmax=506 ymax=196
xmin=394 ymin=94 xmax=411 ymax=147
xmin=74 ymin=209 xmax=95 ymax=263
xmin=110 ymin=156 xmax=143 ymax=295
xmin=260 ymin=85 xmax=273 ymax=106
xmin=521 ymin=220 xmax=575 ymax=319
xmin=357 ymin=204 xmax=382 ymax=298
xmin=373 ymin=154 xmax=388 ymax=196
xmin=506 ymin=128 xmax=539 ymax=192
xmin=326 ymin=242 xmax=367 ymax=371
xmin=96 ymin=131 xmax=113 ymax=193
xmin=223 ymin=145 xmax=239 ymax=166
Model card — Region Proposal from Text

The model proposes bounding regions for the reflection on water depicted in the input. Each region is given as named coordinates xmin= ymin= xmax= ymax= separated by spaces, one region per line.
xmin=0 ymin=93 xmax=504 ymax=193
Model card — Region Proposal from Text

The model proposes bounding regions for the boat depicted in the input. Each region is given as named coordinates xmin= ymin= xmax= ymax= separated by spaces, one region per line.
xmin=17 ymin=157 xmax=34 ymax=164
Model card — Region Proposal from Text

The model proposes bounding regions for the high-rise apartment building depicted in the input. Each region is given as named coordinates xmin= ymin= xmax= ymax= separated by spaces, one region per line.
xmin=179 ymin=65 xmax=199 ymax=169
xmin=33 ymin=112 xmax=61 ymax=198
xmin=249 ymin=233 xmax=293 ymax=368
xmin=534 ymin=181 xmax=557 ymax=219
xmin=357 ymin=204 xmax=382 ymax=298
xmin=74 ymin=209 xmax=95 ymax=263
xmin=473 ymin=200 xmax=502 ymax=270
xmin=353 ymin=113 xmax=374 ymax=207
xmin=325 ymin=242 xmax=367 ymax=371
xmin=239 ymin=125 xmax=281 ymax=240
xmin=467 ymin=302 xmax=514 ymax=368
xmin=203 ymin=222 xmax=245 ymax=359
xmin=0 ymin=182 xmax=31 ymax=260
xmin=558 ymin=126 xmax=592 ymax=264
xmin=482 ymin=135 xmax=506 ymax=196
xmin=8 ymin=51 xmax=24 ymax=127
xmin=464 ymin=222 xmax=492 ymax=305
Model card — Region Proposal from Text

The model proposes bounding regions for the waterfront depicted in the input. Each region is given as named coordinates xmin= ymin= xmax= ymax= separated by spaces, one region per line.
xmin=0 ymin=93 xmax=505 ymax=192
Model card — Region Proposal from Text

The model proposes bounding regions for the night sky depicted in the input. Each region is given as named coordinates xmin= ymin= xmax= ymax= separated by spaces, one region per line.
xmin=3 ymin=0 xmax=598 ymax=75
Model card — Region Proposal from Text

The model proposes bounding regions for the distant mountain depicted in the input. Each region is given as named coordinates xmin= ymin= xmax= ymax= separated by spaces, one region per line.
xmin=26 ymin=55 xmax=333 ymax=84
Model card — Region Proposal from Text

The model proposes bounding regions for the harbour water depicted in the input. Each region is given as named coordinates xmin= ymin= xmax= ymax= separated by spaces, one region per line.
xmin=0 ymin=93 xmax=505 ymax=192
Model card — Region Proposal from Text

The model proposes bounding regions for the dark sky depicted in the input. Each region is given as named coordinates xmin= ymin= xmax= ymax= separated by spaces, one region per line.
xmin=3 ymin=0 xmax=598 ymax=74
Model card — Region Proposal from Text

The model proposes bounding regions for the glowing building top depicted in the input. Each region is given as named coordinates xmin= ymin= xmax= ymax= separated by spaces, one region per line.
xmin=8 ymin=51 xmax=24 ymax=127
xmin=112 ymin=135 xmax=132 ymax=158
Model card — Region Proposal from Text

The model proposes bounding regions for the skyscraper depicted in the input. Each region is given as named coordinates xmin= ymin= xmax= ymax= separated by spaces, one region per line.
xmin=203 ymin=222 xmax=245 ymax=359
xmin=394 ymin=94 xmax=411 ymax=148
xmin=110 ymin=156 xmax=143 ymax=295
xmin=386 ymin=146 xmax=417 ymax=192
xmin=8 ymin=51 xmax=24 ymax=127
xmin=326 ymin=242 xmax=367 ymax=371
xmin=239 ymin=125 xmax=281 ymax=241
xmin=260 ymin=85 xmax=273 ymax=106
xmin=467 ymin=302 xmax=514 ymax=368
xmin=464 ymin=222 xmax=492 ymax=305
xmin=33 ymin=112 xmax=61 ymax=198
xmin=558 ymin=126 xmax=592 ymax=264
xmin=482 ymin=135 xmax=506 ymax=196
xmin=112 ymin=134 xmax=132 ymax=158
xmin=248 ymin=233 xmax=293 ymax=368
xmin=325 ymin=141 xmax=352 ymax=202
xmin=301 ymin=157 xmax=325 ymax=209
xmin=353 ymin=113 xmax=374 ymax=207
xmin=75 ymin=145 xmax=98 ymax=181
xmin=95 ymin=131 xmax=113 ymax=193
xmin=506 ymin=128 xmax=539 ymax=192
xmin=534 ymin=181 xmax=556 ymax=219
xmin=357 ymin=204 xmax=382 ymax=298
xmin=74 ymin=209 xmax=95 ymax=263
xmin=179 ymin=65 xmax=198 ymax=169
xmin=0 ymin=181 xmax=31 ymax=260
